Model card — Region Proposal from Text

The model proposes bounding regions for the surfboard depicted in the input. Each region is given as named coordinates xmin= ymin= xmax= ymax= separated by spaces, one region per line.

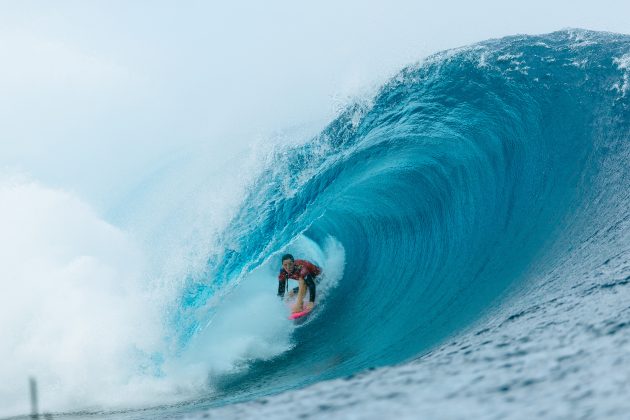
xmin=285 ymin=293 xmax=314 ymax=321
xmin=289 ymin=307 xmax=312 ymax=320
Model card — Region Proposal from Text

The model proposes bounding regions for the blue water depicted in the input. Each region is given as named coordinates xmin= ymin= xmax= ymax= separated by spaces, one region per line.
xmin=167 ymin=29 xmax=630 ymax=418
xmin=18 ymin=29 xmax=629 ymax=420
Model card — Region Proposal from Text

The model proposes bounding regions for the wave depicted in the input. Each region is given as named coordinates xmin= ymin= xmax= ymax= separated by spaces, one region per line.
xmin=184 ymin=28 xmax=630 ymax=406
xmin=1 ymin=29 xmax=628 ymax=417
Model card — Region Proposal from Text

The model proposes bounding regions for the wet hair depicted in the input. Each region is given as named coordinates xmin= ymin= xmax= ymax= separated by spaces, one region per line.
xmin=281 ymin=253 xmax=294 ymax=263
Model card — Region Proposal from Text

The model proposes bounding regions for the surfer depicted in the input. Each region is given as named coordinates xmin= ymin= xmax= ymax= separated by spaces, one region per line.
xmin=277 ymin=254 xmax=321 ymax=313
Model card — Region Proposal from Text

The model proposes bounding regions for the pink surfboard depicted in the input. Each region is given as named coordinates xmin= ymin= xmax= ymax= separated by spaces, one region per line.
xmin=285 ymin=292 xmax=315 ymax=321
xmin=289 ymin=307 xmax=312 ymax=320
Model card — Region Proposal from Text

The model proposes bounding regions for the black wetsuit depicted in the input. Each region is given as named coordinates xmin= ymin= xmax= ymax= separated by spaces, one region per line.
xmin=277 ymin=274 xmax=317 ymax=302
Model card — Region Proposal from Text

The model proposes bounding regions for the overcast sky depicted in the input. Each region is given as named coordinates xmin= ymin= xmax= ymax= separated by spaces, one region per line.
xmin=1 ymin=1 xmax=629 ymax=206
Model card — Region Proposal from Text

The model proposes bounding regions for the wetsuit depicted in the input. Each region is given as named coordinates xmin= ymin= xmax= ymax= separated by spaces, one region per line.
xmin=277 ymin=259 xmax=321 ymax=303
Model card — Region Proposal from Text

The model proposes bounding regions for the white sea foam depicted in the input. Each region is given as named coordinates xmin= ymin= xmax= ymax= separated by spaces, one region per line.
xmin=612 ymin=54 xmax=630 ymax=97
xmin=0 ymin=172 xmax=346 ymax=417
xmin=496 ymin=52 xmax=523 ymax=62
xmin=170 ymin=235 xmax=346 ymax=389
xmin=0 ymin=179 xmax=170 ymax=416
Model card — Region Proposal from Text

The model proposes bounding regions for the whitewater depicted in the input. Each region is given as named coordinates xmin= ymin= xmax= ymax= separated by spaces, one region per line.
xmin=1 ymin=29 xmax=629 ymax=419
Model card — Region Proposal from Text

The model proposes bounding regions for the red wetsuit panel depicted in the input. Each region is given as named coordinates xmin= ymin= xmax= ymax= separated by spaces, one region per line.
xmin=278 ymin=259 xmax=321 ymax=281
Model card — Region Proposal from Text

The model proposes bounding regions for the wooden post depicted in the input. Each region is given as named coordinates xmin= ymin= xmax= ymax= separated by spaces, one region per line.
xmin=29 ymin=377 xmax=39 ymax=420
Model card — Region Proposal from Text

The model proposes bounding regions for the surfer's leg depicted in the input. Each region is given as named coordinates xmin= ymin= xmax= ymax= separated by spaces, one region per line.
xmin=293 ymin=277 xmax=307 ymax=312
xmin=304 ymin=274 xmax=316 ymax=303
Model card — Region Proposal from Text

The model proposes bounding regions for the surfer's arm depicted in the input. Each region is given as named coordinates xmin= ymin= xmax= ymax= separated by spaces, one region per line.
xmin=277 ymin=277 xmax=287 ymax=298
xmin=294 ymin=276 xmax=307 ymax=311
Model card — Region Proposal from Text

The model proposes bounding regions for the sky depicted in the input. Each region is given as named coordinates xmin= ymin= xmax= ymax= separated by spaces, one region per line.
xmin=1 ymin=0 xmax=629 ymax=209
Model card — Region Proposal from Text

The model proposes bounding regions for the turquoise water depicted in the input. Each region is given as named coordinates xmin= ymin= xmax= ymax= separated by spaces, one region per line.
xmin=171 ymin=29 xmax=629 ymax=418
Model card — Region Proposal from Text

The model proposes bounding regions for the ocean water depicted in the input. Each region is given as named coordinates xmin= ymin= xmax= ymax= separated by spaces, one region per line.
xmin=2 ymin=29 xmax=629 ymax=419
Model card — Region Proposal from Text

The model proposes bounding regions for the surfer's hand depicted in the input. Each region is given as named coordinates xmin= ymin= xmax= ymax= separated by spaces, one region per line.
xmin=305 ymin=302 xmax=314 ymax=311
xmin=288 ymin=289 xmax=295 ymax=298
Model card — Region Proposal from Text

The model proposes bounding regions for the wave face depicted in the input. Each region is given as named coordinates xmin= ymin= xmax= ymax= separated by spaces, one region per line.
xmin=170 ymin=29 xmax=629 ymax=413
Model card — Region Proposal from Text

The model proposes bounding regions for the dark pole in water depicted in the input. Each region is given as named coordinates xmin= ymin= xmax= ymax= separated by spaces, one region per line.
xmin=29 ymin=377 xmax=39 ymax=420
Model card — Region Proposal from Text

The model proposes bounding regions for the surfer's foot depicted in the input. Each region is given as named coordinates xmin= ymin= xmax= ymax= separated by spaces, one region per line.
xmin=292 ymin=304 xmax=303 ymax=313
xmin=305 ymin=302 xmax=314 ymax=311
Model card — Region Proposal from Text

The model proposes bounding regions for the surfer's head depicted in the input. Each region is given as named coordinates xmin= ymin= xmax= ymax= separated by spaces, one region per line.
xmin=282 ymin=254 xmax=295 ymax=273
